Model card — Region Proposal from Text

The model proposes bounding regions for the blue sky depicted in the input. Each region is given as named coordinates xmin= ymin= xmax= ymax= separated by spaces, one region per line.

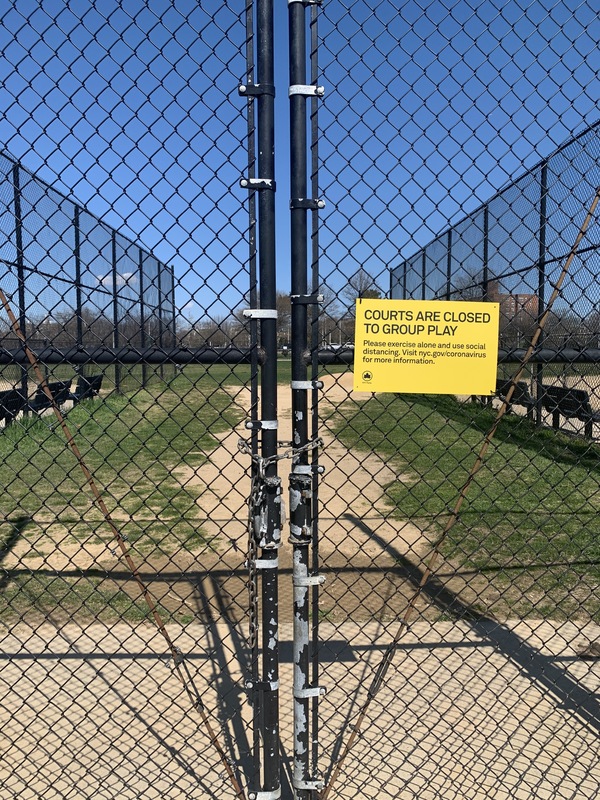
xmin=0 ymin=0 xmax=598 ymax=323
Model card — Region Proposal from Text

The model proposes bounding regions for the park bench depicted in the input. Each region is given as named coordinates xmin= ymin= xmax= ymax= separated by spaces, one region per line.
xmin=496 ymin=379 xmax=535 ymax=421
xmin=28 ymin=380 xmax=72 ymax=413
xmin=540 ymin=384 xmax=600 ymax=438
xmin=70 ymin=374 xmax=103 ymax=404
xmin=0 ymin=388 xmax=27 ymax=427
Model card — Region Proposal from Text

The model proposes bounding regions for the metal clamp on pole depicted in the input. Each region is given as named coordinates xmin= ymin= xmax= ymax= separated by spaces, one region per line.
xmin=240 ymin=178 xmax=276 ymax=191
xmin=290 ymin=197 xmax=325 ymax=209
xmin=245 ymin=419 xmax=278 ymax=430
xmin=293 ymin=575 xmax=325 ymax=587
xmin=239 ymin=83 xmax=276 ymax=96
xmin=248 ymin=790 xmax=282 ymax=800
xmin=254 ymin=557 xmax=279 ymax=569
xmin=292 ymin=779 xmax=325 ymax=791
xmin=243 ymin=309 xmax=278 ymax=320
xmin=291 ymin=379 xmax=324 ymax=390
xmin=290 ymin=293 xmax=323 ymax=305
xmin=289 ymin=84 xmax=325 ymax=97
xmin=293 ymin=686 xmax=326 ymax=698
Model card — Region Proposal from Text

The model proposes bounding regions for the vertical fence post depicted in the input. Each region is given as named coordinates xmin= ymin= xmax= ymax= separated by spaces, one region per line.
xmin=289 ymin=0 xmax=324 ymax=795
xmin=256 ymin=0 xmax=281 ymax=795
xmin=12 ymin=164 xmax=28 ymax=402
xmin=74 ymin=205 xmax=83 ymax=374
xmin=111 ymin=231 xmax=121 ymax=392
xmin=535 ymin=160 xmax=548 ymax=424
xmin=289 ymin=0 xmax=311 ymax=794
xmin=446 ymin=229 xmax=452 ymax=299
xmin=483 ymin=205 xmax=489 ymax=300
xmin=243 ymin=0 xmax=262 ymax=787
xmin=309 ymin=0 xmax=322 ymax=785
xmin=138 ymin=249 xmax=147 ymax=388
xmin=157 ymin=261 xmax=164 ymax=382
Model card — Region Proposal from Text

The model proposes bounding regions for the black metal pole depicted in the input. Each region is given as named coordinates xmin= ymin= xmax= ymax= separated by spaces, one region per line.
xmin=535 ymin=161 xmax=548 ymax=424
xmin=256 ymin=0 xmax=280 ymax=795
xmin=157 ymin=260 xmax=164 ymax=382
xmin=111 ymin=231 xmax=121 ymax=392
xmin=74 ymin=205 xmax=83 ymax=370
xmin=483 ymin=205 xmax=489 ymax=300
xmin=446 ymin=229 xmax=452 ymax=300
xmin=289 ymin=0 xmax=325 ymax=796
xmin=12 ymin=165 xmax=28 ymax=402
xmin=309 ymin=0 xmax=322 ymax=786
xmin=138 ymin=249 xmax=147 ymax=388
xmin=289 ymin=0 xmax=311 ymax=796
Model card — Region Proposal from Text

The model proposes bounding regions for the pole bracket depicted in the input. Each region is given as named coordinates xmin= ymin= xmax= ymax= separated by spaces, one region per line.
xmin=253 ymin=558 xmax=279 ymax=569
xmin=248 ymin=790 xmax=281 ymax=800
xmin=240 ymin=178 xmax=276 ymax=191
xmin=293 ymin=779 xmax=325 ymax=791
xmin=290 ymin=293 xmax=323 ymax=306
xmin=246 ymin=419 xmax=278 ymax=430
xmin=294 ymin=575 xmax=325 ymax=587
xmin=290 ymin=198 xmax=325 ymax=210
xmin=291 ymin=379 xmax=323 ymax=390
xmin=243 ymin=309 xmax=278 ymax=320
xmin=294 ymin=686 xmax=326 ymax=698
xmin=289 ymin=84 xmax=325 ymax=98
xmin=239 ymin=83 xmax=275 ymax=97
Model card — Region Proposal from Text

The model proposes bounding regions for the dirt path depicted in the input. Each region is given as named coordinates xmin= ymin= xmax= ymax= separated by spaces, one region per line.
xmin=180 ymin=372 xmax=425 ymax=563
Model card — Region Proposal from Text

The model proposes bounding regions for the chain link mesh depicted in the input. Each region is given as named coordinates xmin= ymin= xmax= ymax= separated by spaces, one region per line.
xmin=0 ymin=1 xmax=599 ymax=799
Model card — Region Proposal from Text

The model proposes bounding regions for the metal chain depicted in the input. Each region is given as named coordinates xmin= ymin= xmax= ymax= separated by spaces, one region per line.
xmin=239 ymin=435 xmax=323 ymax=650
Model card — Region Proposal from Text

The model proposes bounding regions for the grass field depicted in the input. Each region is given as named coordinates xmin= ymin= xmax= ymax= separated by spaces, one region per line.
xmin=333 ymin=392 xmax=600 ymax=621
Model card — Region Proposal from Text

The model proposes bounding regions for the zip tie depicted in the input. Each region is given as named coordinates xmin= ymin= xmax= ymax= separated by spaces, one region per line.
xmin=243 ymin=309 xmax=278 ymax=319
xmin=289 ymin=84 xmax=325 ymax=97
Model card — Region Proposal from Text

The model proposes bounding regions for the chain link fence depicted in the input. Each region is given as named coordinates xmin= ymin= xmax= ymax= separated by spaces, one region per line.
xmin=0 ymin=2 xmax=599 ymax=799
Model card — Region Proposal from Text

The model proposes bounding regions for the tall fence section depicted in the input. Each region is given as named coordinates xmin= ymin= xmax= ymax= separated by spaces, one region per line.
xmin=0 ymin=2 xmax=599 ymax=800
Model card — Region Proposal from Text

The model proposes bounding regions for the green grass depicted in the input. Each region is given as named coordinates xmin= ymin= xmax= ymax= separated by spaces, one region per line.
xmin=0 ymin=571 xmax=187 ymax=625
xmin=333 ymin=392 xmax=600 ymax=621
xmin=0 ymin=377 xmax=242 ymax=557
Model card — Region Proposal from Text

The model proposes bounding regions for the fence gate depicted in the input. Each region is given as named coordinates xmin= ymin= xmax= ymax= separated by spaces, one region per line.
xmin=1 ymin=2 xmax=599 ymax=800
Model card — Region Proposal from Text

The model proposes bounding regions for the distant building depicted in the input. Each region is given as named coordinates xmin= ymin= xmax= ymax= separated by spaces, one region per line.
xmin=488 ymin=281 xmax=539 ymax=320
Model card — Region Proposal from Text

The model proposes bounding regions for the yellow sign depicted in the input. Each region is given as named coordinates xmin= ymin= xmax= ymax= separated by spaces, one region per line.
xmin=353 ymin=299 xmax=500 ymax=395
